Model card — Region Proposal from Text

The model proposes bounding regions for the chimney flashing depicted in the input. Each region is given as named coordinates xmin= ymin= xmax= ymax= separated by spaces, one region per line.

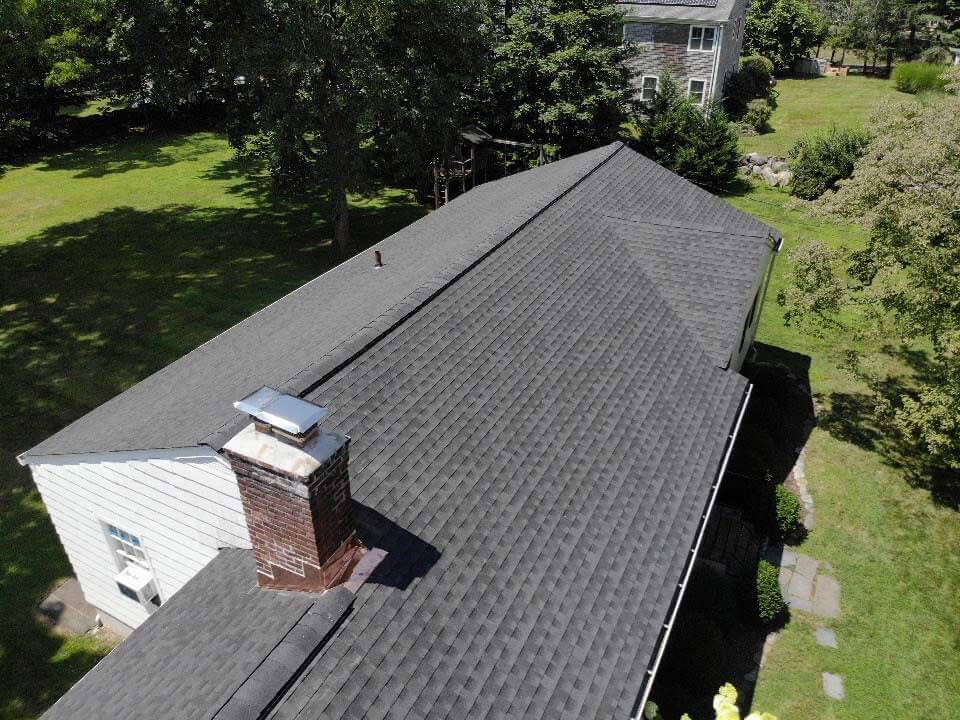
xmin=223 ymin=423 xmax=348 ymax=481
xmin=234 ymin=386 xmax=330 ymax=436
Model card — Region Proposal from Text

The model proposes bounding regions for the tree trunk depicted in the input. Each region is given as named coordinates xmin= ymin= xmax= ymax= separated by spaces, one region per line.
xmin=331 ymin=169 xmax=351 ymax=261
xmin=840 ymin=47 xmax=846 ymax=66
xmin=830 ymin=46 xmax=837 ymax=63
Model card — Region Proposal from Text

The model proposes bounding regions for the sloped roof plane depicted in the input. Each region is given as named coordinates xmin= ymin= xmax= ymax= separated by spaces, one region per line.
xmin=36 ymin=143 xmax=775 ymax=720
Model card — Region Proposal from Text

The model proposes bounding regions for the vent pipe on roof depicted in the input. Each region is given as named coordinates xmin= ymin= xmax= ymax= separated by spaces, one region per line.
xmin=223 ymin=387 xmax=364 ymax=592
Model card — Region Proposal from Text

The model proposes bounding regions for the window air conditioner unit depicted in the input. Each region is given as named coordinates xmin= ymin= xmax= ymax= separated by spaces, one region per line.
xmin=115 ymin=564 xmax=157 ymax=604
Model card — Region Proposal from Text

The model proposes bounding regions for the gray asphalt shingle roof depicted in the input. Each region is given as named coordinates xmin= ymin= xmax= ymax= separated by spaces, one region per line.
xmin=618 ymin=0 xmax=740 ymax=22
xmin=40 ymin=550 xmax=355 ymax=720
xmin=36 ymin=143 xmax=776 ymax=720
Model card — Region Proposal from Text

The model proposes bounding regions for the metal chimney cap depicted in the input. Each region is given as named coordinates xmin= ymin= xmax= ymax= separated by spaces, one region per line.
xmin=234 ymin=386 xmax=329 ymax=436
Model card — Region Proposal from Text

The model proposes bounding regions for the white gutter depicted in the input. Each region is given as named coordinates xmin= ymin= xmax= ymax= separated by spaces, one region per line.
xmin=630 ymin=382 xmax=754 ymax=720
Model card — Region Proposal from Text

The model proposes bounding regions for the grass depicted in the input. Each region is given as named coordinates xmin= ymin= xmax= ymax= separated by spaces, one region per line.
xmin=743 ymin=75 xmax=894 ymax=157
xmin=724 ymin=76 xmax=960 ymax=719
xmin=0 ymin=131 xmax=426 ymax=720
xmin=3 ymin=76 xmax=960 ymax=720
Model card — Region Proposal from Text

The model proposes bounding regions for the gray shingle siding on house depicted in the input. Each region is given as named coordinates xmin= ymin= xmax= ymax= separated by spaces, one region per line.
xmin=626 ymin=21 xmax=719 ymax=100
xmin=714 ymin=0 xmax=749 ymax=96
xmin=620 ymin=0 xmax=749 ymax=101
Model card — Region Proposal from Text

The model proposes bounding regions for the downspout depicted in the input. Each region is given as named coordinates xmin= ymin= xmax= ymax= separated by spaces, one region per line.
xmin=710 ymin=23 xmax=724 ymax=102
xmin=630 ymin=382 xmax=754 ymax=720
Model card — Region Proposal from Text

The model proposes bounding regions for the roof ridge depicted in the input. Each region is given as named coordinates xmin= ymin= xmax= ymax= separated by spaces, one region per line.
xmin=202 ymin=142 xmax=627 ymax=450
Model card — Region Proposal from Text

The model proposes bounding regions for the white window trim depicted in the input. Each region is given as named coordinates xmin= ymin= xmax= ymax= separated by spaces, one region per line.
xmin=687 ymin=78 xmax=707 ymax=105
xmin=640 ymin=75 xmax=659 ymax=102
xmin=101 ymin=520 xmax=165 ymax=604
xmin=688 ymin=25 xmax=717 ymax=52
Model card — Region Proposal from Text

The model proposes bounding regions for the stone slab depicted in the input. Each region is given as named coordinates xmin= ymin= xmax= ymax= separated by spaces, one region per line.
xmin=788 ymin=571 xmax=814 ymax=602
xmin=823 ymin=672 xmax=846 ymax=700
xmin=778 ymin=564 xmax=792 ymax=589
xmin=813 ymin=575 xmax=840 ymax=618
xmin=781 ymin=548 xmax=798 ymax=568
xmin=815 ymin=627 xmax=838 ymax=648
xmin=795 ymin=553 xmax=819 ymax=580
xmin=813 ymin=574 xmax=842 ymax=618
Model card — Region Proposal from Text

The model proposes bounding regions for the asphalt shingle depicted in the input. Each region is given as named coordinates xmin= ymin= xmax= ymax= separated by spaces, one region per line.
xmin=36 ymin=143 xmax=775 ymax=720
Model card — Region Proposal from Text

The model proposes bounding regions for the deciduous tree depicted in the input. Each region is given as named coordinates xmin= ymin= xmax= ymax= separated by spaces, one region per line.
xmin=780 ymin=93 xmax=960 ymax=474
xmin=743 ymin=0 xmax=826 ymax=74
xmin=485 ymin=0 xmax=632 ymax=155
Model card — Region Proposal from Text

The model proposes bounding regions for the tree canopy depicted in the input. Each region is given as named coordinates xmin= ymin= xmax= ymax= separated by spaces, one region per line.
xmin=779 ymin=91 xmax=960 ymax=476
xmin=485 ymin=0 xmax=632 ymax=155
xmin=628 ymin=73 xmax=740 ymax=190
xmin=743 ymin=0 xmax=826 ymax=74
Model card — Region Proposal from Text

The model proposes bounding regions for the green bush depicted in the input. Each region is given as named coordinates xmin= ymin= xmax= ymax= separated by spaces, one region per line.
xmin=893 ymin=62 xmax=949 ymax=94
xmin=740 ymin=55 xmax=775 ymax=96
xmin=754 ymin=559 xmax=787 ymax=624
xmin=631 ymin=73 xmax=740 ymax=189
xmin=723 ymin=55 xmax=774 ymax=116
xmin=775 ymin=485 xmax=805 ymax=542
xmin=744 ymin=99 xmax=772 ymax=134
xmin=789 ymin=126 xmax=871 ymax=200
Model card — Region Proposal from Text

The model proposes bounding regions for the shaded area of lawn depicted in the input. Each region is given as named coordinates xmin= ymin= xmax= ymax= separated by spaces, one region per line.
xmin=720 ymin=181 xmax=960 ymax=719
xmin=0 ymin=132 xmax=427 ymax=720
xmin=743 ymin=75 xmax=895 ymax=157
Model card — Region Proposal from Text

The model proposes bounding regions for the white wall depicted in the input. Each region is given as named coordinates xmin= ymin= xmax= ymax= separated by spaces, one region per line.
xmin=28 ymin=447 xmax=249 ymax=629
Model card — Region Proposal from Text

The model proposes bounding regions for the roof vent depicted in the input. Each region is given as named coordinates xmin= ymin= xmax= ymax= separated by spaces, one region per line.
xmin=234 ymin=386 xmax=329 ymax=446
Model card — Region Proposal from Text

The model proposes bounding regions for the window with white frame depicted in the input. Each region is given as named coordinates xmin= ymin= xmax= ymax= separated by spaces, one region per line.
xmin=640 ymin=75 xmax=658 ymax=102
xmin=688 ymin=79 xmax=707 ymax=105
xmin=623 ymin=22 xmax=654 ymax=45
xmin=105 ymin=523 xmax=161 ymax=606
xmin=105 ymin=524 xmax=151 ymax=570
xmin=688 ymin=25 xmax=716 ymax=52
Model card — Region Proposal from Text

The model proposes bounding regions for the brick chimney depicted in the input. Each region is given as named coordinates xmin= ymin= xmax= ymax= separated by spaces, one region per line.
xmin=222 ymin=387 xmax=362 ymax=592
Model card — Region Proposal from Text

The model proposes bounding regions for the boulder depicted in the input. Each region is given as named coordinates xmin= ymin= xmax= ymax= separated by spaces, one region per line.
xmin=759 ymin=166 xmax=780 ymax=186
xmin=746 ymin=152 xmax=769 ymax=165
xmin=738 ymin=165 xmax=752 ymax=176
xmin=771 ymin=160 xmax=789 ymax=173
xmin=775 ymin=170 xmax=794 ymax=187
xmin=751 ymin=165 xmax=764 ymax=176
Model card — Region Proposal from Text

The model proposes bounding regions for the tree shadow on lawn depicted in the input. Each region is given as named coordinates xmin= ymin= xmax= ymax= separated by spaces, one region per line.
xmin=817 ymin=345 xmax=960 ymax=510
xmin=0 ymin=481 xmax=111 ymax=720
xmin=0 ymin=190 xmax=426 ymax=717
xmin=32 ymin=132 xmax=228 ymax=178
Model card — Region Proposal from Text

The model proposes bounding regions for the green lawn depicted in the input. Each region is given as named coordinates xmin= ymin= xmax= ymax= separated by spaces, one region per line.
xmin=728 ymin=80 xmax=960 ymax=718
xmin=0 ymin=131 xmax=426 ymax=720
xmin=743 ymin=75 xmax=896 ymax=157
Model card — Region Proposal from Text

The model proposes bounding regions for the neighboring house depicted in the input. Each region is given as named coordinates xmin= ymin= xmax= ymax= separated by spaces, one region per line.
xmin=619 ymin=0 xmax=750 ymax=104
xmin=21 ymin=142 xmax=782 ymax=720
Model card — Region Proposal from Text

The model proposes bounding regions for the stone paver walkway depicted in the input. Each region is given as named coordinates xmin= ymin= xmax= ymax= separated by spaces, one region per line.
xmin=815 ymin=627 xmax=838 ymax=648
xmin=777 ymin=552 xmax=841 ymax=618
xmin=823 ymin=672 xmax=846 ymax=700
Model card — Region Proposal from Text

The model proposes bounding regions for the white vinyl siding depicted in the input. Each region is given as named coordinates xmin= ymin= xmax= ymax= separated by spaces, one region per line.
xmin=688 ymin=25 xmax=716 ymax=52
xmin=29 ymin=447 xmax=250 ymax=629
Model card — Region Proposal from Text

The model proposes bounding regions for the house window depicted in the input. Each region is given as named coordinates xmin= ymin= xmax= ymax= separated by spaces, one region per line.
xmin=106 ymin=524 xmax=150 ymax=570
xmin=105 ymin=523 xmax=162 ymax=607
xmin=688 ymin=25 xmax=716 ymax=52
xmin=688 ymin=79 xmax=707 ymax=105
xmin=640 ymin=75 xmax=658 ymax=102
xmin=623 ymin=22 xmax=654 ymax=45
